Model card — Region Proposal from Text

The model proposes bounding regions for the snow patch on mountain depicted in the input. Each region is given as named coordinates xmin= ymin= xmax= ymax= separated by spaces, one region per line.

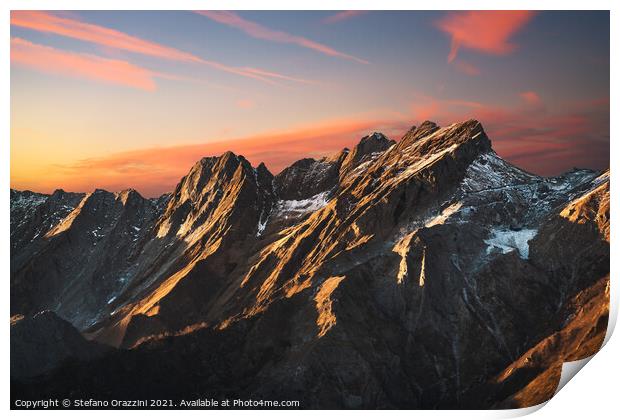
xmin=276 ymin=191 xmax=330 ymax=217
xmin=460 ymin=152 xmax=538 ymax=192
xmin=256 ymin=206 xmax=271 ymax=237
xmin=484 ymin=228 xmax=537 ymax=259
xmin=10 ymin=191 xmax=49 ymax=231
xmin=10 ymin=192 xmax=47 ymax=212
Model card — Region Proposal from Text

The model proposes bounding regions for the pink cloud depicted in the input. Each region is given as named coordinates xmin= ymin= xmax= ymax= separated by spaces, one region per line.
xmin=520 ymin=91 xmax=541 ymax=105
xmin=12 ymin=89 xmax=607 ymax=197
xmin=322 ymin=11 xmax=367 ymax=24
xmin=11 ymin=10 xmax=199 ymax=62
xmin=411 ymin=101 xmax=441 ymax=122
xmin=436 ymin=11 xmax=535 ymax=62
xmin=196 ymin=11 xmax=369 ymax=64
xmin=408 ymin=93 xmax=609 ymax=175
xmin=11 ymin=37 xmax=156 ymax=91
xmin=11 ymin=10 xmax=307 ymax=84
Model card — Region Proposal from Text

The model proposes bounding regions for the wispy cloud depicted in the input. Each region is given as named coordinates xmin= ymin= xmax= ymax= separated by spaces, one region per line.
xmin=10 ymin=10 xmax=308 ymax=84
xmin=322 ymin=11 xmax=367 ymax=24
xmin=237 ymin=67 xmax=317 ymax=85
xmin=11 ymin=37 xmax=157 ymax=91
xmin=519 ymin=91 xmax=541 ymax=105
xmin=30 ymin=115 xmax=405 ymax=196
xmin=436 ymin=11 xmax=534 ymax=62
xmin=452 ymin=59 xmax=481 ymax=76
xmin=16 ymin=93 xmax=608 ymax=197
xmin=196 ymin=11 xmax=369 ymax=64
xmin=11 ymin=11 xmax=199 ymax=62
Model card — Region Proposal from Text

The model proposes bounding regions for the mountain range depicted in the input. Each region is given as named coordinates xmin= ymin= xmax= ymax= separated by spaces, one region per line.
xmin=10 ymin=120 xmax=609 ymax=409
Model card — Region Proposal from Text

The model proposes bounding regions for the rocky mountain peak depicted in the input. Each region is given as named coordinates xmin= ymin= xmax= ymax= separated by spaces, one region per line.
xmin=75 ymin=189 xmax=115 ymax=214
xmin=395 ymin=120 xmax=488 ymax=160
xmin=256 ymin=161 xmax=269 ymax=173
xmin=286 ymin=157 xmax=317 ymax=170
xmin=361 ymin=131 xmax=389 ymax=143
xmin=255 ymin=162 xmax=275 ymax=190
xmin=214 ymin=151 xmax=246 ymax=177
xmin=10 ymin=118 xmax=609 ymax=410
xmin=274 ymin=155 xmax=342 ymax=200
xmin=399 ymin=120 xmax=440 ymax=147
xmin=395 ymin=119 xmax=491 ymax=159
xmin=354 ymin=131 xmax=393 ymax=154
xmin=170 ymin=151 xmax=259 ymax=208
xmin=50 ymin=189 xmax=67 ymax=198
xmin=175 ymin=157 xmax=217 ymax=204
xmin=116 ymin=188 xmax=144 ymax=206
xmin=154 ymin=150 xmax=276 ymax=242
xmin=340 ymin=132 xmax=395 ymax=176
xmin=329 ymin=148 xmax=350 ymax=164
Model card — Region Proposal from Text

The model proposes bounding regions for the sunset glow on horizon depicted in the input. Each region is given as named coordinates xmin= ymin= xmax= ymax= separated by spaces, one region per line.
xmin=11 ymin=10 xmax=610 ymax=197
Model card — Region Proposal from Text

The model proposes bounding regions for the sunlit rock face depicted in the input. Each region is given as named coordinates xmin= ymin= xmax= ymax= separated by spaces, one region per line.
xmin=11 ymin=120 xmax=609 ymax=409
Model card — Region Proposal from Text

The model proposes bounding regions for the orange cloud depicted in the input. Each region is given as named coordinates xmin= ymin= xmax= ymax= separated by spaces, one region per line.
xmin=10 ymin=10 xmax=307 ymax=84
xmin=520 ymin=91 xmax=541 ymax=105
xmin=11 ymin=38 xmax=156 ymax=91
xmin=322 ymin=11 xmax=367 ymax=24
xmin=436 ymin=11 xmax=534 ymax=62
xmin=12 ymin=93 xmax=607 ymax=197
xmin=18 ymin=116 xmax=406 ymax=197
xmin=196 ymin=11 xmax=369 ymax=64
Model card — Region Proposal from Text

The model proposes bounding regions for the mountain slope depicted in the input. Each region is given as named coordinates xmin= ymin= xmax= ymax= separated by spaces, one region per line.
xmin=11 ymin=311 xmax=110 ymax=381
xmin=10 ymin=120 xmax=609 ymax=409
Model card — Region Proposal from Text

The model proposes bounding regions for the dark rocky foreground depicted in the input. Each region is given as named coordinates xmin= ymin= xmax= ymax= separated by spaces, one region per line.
xmin=10 ymin=120 xmax=609 ymax=409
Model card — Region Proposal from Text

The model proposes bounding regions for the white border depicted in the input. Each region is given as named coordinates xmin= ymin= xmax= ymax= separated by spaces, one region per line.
xmin=2 ymin=1 xmax=616 ymax=419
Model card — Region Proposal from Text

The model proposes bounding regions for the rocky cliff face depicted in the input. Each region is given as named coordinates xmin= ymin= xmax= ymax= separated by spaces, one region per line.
xmin=10 ymin=120 xmax=609 ymax=409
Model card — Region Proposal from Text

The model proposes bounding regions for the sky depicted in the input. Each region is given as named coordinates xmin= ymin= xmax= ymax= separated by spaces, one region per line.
xmin=10 ymin=10 xmax=610 ymax=197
